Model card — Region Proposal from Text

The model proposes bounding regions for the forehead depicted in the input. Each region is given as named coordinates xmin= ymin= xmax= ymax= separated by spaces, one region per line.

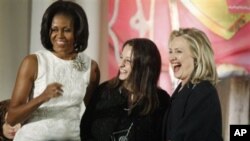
xmin=51 ymin=14 xmax=73 ymax=25
xmin=169 ymin=36 xmax=190 ymax=49
xmin=122 ymin=45 xmax=132 ymax=55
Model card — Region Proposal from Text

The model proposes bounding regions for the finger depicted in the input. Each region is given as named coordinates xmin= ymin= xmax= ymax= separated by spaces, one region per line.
xmin=56 ymin=89 xmax=63 ymax=95
xmin=58 ymin=88 xmax=64 ymax=93
xmin=53 ymin=82 xmax=63 ymax=87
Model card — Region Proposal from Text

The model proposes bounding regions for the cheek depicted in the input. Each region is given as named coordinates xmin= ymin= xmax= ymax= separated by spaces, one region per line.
xmin=66 ymin=34 xmax=74 ymax=41
xmin=127 ymin=65 xmax=132 ymax=73
xmin=183 ymin=59 xmax=195 ymax=74
xmin=127 ymin=70 xmax=132 ymax=76
xmin=50 ymin=33 xmax=55 ymax=41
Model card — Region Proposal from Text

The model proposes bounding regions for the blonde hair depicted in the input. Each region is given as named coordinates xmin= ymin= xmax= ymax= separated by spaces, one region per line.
xmin=169 ymin=27 xmax=218 ymax=85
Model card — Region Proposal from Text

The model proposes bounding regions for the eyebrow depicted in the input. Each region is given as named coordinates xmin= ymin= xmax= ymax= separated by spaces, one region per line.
xmin=169 ymin=47 xmax=181 ymax=50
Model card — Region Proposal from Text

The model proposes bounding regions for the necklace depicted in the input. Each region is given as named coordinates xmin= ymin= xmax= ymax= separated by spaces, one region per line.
xmin=124 ymin=94 xmax=140 ymax=113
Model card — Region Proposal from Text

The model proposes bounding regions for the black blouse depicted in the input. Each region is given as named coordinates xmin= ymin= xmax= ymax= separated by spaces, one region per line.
xmin=80 ymin=81 xmax=170 ymax=141
xmin=163 ymin=81 xmax=223 ymax=141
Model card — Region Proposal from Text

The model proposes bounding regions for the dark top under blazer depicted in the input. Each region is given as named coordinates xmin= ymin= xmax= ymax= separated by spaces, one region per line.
xmin=80 ymin=81 xmax=170 ymax=141
xmin=163 ymin=80 xmax=223 ymax=141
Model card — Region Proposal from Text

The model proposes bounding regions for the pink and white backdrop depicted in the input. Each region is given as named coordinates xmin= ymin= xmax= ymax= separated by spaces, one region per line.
xmin=108 ymin=0 xmax=250 ymax=94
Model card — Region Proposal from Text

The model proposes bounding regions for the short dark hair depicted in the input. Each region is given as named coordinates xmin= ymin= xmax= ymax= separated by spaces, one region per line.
xmin=40 ymin=0 xmax=89 ymax=52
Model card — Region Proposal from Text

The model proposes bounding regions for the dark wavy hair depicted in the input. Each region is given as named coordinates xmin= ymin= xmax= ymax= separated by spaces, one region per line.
xmin=109 ymin=38 xmax=162 ymax=115
xmin=40 ymin=0 xmax=89 ymax=52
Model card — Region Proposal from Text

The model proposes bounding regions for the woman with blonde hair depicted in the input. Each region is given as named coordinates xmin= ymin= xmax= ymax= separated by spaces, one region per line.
xmin=163 ymin=27 xmax=223 ymax=141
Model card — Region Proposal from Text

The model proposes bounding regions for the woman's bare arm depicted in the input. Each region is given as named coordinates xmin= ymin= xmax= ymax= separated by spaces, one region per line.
xmin=84 ymin=60 xmax=100 ymax=106
xmin=7 ymin=55 xmax=63 ymax=126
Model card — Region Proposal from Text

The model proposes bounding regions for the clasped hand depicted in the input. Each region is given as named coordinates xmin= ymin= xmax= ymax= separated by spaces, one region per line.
xmin=42 ymin=82 xmax=64 ymax=101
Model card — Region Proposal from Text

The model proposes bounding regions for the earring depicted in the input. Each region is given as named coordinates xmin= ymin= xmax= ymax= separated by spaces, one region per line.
xmin=74 ymin=43 xmax=79 ymax=51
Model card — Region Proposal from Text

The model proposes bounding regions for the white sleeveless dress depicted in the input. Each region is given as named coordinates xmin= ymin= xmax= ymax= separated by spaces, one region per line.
xmin=14 ymin=50 xmax=91 ymax=141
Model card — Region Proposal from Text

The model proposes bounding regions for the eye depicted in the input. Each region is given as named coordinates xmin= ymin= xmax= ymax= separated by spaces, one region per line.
xmin=119 ymin=56 xmax=132 ymax=65
xmin=64 ymin=28 xmax=72 ymax=32
xmin=124 ymin=59 xmax=131 ymax=65
xmin=50 ymin=28 xmax=58 ymax=32
xmin=176 ymin=50 xmax=182 ymax=53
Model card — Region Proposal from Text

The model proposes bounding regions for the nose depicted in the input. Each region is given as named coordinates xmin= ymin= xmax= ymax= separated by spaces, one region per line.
xmin=58 ymin=30 xmax=65 ymax=38
xmin=119 ymin=59 xmax=125 ymax=68
xmin=169 ymin=54 xmax=177 ymax=62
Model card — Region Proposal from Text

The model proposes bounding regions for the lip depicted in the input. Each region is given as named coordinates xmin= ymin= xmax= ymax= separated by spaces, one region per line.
xmin=119 ymin=70 xmax=126 ymax=75
xmin=119 ymin=68 xmax=127 ymax=73
xmin=171 ymin=63 xmax=180 ymax=68
xmin=56 ymin=40 xmax=66 ymax=45
xmin=171 ymin=63 xmax=181 ymax=73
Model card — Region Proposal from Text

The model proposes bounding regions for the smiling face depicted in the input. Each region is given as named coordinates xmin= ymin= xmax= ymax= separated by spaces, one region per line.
xmin=50 ymin=14 xmax=75 ymax=54
xmin=169 ymin=36 xmax=195 ymax=85
xmin=118 ymin=45 xmax=133 ymax=81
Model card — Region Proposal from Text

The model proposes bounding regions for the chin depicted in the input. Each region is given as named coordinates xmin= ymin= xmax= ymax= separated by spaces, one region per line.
xmin=174 ymin=74 xmax=180 ymax=79
xmin=119 ymin=75 xmax=128 ymax=80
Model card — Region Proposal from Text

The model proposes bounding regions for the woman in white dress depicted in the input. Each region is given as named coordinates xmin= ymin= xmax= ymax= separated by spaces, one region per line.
xmin=6 ymin=1 xmax=100 ymax=140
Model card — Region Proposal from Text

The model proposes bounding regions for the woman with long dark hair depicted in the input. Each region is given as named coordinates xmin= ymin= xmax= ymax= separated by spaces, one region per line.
xmin=81 ymin=38 xmax=170 ymax=141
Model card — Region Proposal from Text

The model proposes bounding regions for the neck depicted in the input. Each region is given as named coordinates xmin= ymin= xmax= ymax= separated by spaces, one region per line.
xmin=53 ymin=51 xmax=77 ymax=60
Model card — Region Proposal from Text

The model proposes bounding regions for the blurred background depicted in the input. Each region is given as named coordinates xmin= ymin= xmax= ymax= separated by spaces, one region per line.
xmin=0 ymin=0 xmax=249 ymax=140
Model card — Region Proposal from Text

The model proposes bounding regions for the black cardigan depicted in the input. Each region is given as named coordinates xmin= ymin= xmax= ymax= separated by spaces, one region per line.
xmin=163 ymin=81 xmax=223 ymax=141
xmin=80 ymin=81 xmax=170 ymax=141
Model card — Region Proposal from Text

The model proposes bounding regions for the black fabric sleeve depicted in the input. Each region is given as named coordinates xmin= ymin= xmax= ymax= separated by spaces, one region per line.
xmin=153 ymin=88 xmax=170 ymax=141
xmin=80 ymin=82 xmax=105 ymax=141
xmin=173 ymin=83 xmax=222 ymax=141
